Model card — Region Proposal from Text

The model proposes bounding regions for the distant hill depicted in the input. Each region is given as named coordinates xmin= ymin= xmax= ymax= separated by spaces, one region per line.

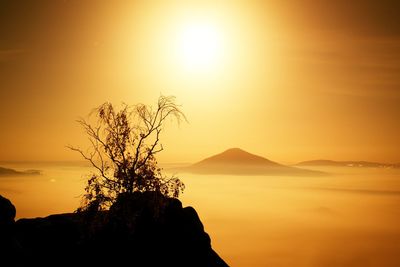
xmin=181 ymin=148 xmax=323 ymax=176
xmin=296 ymin=160 xmax=399 ymax=169
xmin=0 ymin=166 xmax=41 ymax=176
xmin=193 ymin=148 xmax=281 ymax=166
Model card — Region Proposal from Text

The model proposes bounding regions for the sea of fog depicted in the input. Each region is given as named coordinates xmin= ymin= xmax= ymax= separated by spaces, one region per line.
xmin=1 ymin=162 xmax=400 ymax=267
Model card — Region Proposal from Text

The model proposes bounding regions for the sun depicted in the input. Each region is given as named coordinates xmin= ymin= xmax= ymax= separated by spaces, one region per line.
xmin=176 ymin=21 xmax=223 ymax=72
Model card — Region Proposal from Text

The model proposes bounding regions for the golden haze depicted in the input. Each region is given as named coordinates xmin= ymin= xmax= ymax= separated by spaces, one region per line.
xmin=0 ymin=0 xmax=399 ymax=163
xmin=1 ymin=1 xmax=400 ymax=266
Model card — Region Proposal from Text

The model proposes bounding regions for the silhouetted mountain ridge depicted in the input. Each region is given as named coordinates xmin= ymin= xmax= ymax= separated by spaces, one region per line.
xmin=193 ymin=148 xmax=282 ymax=166
xmin=183 ymin=148 xmax=324 ymax=176
xmin=296 ymin=159 xmax=400 ymax=168
xmin=0 ymin=166 xmax=41 ymax=176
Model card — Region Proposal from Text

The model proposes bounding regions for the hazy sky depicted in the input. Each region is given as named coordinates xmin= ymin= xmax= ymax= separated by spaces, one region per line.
xmin=0 ymin=0 xmax=399 ymax=163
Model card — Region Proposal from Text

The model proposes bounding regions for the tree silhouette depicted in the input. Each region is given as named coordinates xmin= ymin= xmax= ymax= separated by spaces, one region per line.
xmin=68 ymin=96 xmax=186 ymax=211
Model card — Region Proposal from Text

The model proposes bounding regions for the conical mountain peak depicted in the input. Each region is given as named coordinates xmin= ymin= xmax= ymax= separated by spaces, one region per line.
xmin=194 ymin=148 xmax=281 ymax=166
xmin=181 ymin=148 xmax=324 ymax=176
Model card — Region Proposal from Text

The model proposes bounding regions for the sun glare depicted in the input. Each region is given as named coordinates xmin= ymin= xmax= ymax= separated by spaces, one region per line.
xmin=177 ymin=21 xmax=223 ymax=72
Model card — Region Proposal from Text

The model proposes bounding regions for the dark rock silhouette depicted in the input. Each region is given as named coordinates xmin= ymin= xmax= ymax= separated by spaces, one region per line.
xmin=0 ymin=195 xmax=20 ymax=267
xmin=182 ymin=148 xmax=324 ymax=176
xmin=0 ymin=195 xmax=15 ymax=226
xmin=0 ymin=193 xmax=228 ymax=267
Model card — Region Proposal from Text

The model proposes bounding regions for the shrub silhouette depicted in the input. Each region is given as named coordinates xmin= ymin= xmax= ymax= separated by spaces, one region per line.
xmin=69 ymin=95 xmax=186 ymax=212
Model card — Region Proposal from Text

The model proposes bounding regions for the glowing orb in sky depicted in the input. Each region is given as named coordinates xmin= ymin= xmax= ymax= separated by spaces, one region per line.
xmin=176 ymin=21 xmax=223 ymax=72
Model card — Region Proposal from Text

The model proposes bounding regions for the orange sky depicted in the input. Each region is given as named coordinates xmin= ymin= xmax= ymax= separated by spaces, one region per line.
xmin=0 ymin=0 xmax=399 ymax=164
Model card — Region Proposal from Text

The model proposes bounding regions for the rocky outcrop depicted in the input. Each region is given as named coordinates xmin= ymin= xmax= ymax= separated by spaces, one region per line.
xmin=0 ymin=195 xmax=20 ymax=267
xmin=0 ymin=193 xmax=229 ymax=267
xmin=0 ymin=195 xmax=15 ymax=226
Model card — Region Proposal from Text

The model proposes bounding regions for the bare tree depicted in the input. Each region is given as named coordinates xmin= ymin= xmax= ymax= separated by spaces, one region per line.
xmin=68 ymin=96 xmax=186 ymax=211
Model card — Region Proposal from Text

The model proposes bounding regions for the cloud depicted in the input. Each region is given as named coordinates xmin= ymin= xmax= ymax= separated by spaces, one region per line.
xmin=287 ymin=0 xmax=400 ymax=37
xmin=0 ymin=49 xmax=24 ymax=61
xmin=307 ymin=186 xmax=400 ymax=196
xmin=283 ymin=36 xmax=400 ymax=98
